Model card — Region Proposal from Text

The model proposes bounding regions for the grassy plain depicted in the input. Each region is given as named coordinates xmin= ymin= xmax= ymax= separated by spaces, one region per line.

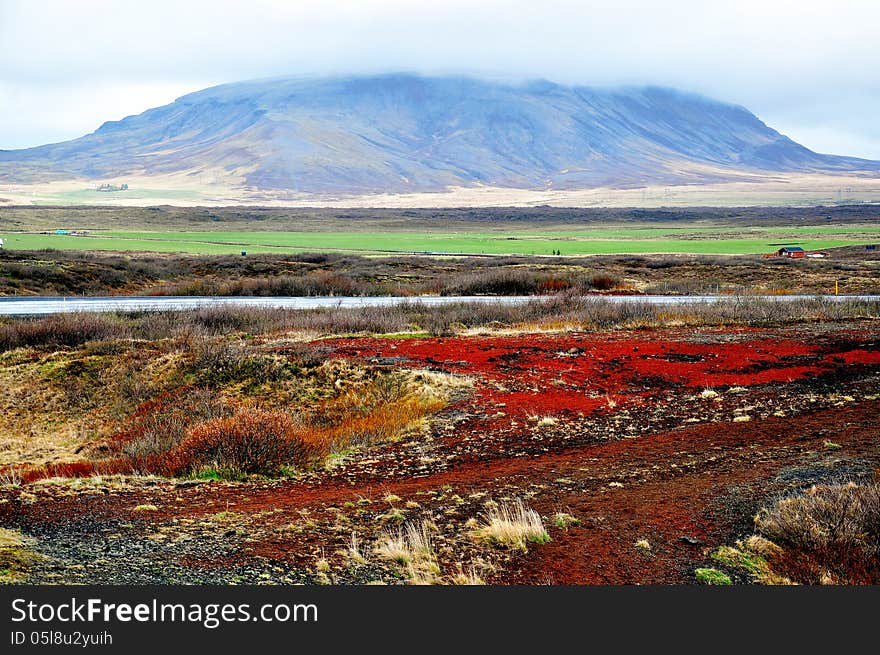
xmin=2 ymin=206 xmax=878 ymax=296
xmin=2 ymin=225 xmax=879 ymax=256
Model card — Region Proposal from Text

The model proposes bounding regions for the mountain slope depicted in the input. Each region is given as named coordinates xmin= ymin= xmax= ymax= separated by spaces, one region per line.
xmin=2 ymin=74 xmax=878 ymax=193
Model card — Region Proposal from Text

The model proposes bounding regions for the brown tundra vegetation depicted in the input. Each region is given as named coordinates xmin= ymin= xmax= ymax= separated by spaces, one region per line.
xmin=0 ymin=292 xmax=879 ymax=585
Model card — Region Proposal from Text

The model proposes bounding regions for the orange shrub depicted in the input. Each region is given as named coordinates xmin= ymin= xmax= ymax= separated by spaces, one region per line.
xmin=537 ymin=278 xmax=571 ymax=293
xmin=100 ymin=387 xmax=229 ymax=467
xmin=589 ymin=274 xmax=619 ymax=291
xmin=170 ymin=409 xmax=323 ymax=476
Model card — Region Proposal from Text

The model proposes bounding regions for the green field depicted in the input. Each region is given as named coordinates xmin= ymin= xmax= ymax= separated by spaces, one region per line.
xmin=1 ymin=224 xmax=879 ymax=256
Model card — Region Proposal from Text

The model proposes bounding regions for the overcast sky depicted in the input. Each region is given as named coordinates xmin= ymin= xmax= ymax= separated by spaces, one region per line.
xmin=2 ymin=0 xmax=879 ymax=158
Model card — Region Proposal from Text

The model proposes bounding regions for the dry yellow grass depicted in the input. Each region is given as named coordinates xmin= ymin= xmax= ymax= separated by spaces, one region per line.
xmin=4 ymin=171 xmax=880 ymax=208
xmin=0 ymin=347 xmax=186 ymax=468
xmin=0 ymin=335 xmax=464 ymax=480
xmin=375 ymin=521 xmax=436 ymax=565
xmin=374 ymin=520 xmax=442 ymax=584
xmin=305 ymin=369 xmax=466 ymax=454
xmin=451 ymin=564 xmax=487 ymax=585
xmin=0 ymin=527 xmax=39 ymax=583
xmin=471 ymin=499 xmax=550 ymax=550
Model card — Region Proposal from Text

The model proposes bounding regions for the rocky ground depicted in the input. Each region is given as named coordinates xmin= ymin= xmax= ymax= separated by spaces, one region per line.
xmin=1 ymin=323 xmax=879 ymax=584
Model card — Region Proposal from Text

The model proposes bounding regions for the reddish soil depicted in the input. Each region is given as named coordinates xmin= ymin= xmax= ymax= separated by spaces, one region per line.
xmin=3 ymin=325 xmax=879 ymax=584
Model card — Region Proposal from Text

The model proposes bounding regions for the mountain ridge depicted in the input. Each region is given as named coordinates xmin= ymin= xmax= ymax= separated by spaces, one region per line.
xmin=2 ymin=73 xmax=878 ymax=193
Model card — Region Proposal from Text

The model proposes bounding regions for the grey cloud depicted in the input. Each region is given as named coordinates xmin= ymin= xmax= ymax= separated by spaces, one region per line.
xmin=1 ymin=0 xmax=878 ymax=157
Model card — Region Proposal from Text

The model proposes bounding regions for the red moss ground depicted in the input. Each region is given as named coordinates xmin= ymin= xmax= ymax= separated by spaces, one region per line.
xmin=2 ymin=325 xmax=879 ymax=584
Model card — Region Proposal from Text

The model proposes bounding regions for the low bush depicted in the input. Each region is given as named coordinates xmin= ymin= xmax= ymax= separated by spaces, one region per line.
xmin=755 ymin=482 xmax=880 ymax=556
xmin=704 ymin=481 xmax=880 ymax=585
xmin=441 ymin=269 xmax=554 ymax=296
xmin=0 ymin=313 xmax=129 ymax=350
xmin=218 ymin=272 xmax=370 ymax=297
xmin=589 ymin=274 xmax=619 ymax=291
xmin=106 ymin=387 xmax=230 ymax=468
xmin=3 ymin=297 xmax=880 ymax=351
xmin=170 ymin=409 xmax=323 ymax=477
xmin=753 ymin=481 xmax=880 ymax=583
xmin=189 ymin=339 xmax=288 ymax=387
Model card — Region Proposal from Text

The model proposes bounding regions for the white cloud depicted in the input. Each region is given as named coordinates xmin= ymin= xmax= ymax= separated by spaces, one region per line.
xmin=0 ymin=81 xmax=211 ymax=150
xmin=769 ymin=124 xmax=880 ymax=161
xmin=1 ymin=0 xmax=878 ymax=156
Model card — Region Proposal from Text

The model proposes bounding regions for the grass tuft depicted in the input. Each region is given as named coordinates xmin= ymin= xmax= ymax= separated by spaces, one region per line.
xmin=374 ymin=520 xmax=441 ymax=584
xmin=471 ymin=499 xmax=550 ymax=550
xmin=695 ymin=567 xmax=732 ymax=585
xmin=132 ymin=504 xmax=158 ymax=512
xmin=375 ymin=521 xmax=436 ymax=566
xmin=552 ymin=512 xmax=580 ymax=530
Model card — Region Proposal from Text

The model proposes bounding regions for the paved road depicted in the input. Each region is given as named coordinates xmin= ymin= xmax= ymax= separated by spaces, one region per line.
xmin=0 ymin=294 xmax=877 ymax=316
